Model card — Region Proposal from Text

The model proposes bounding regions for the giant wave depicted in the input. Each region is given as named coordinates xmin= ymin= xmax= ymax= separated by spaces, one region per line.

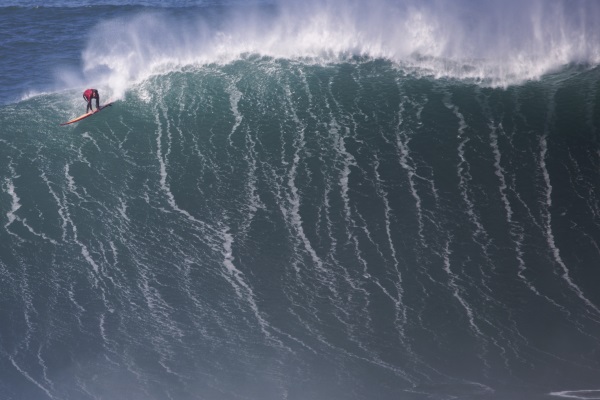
xmin=2 ymin=1 xmax=600 ymax=399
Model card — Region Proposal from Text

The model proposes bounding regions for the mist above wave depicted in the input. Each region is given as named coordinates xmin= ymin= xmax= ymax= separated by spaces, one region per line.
xmin=80 ymin=0 xmax=600 ymax=95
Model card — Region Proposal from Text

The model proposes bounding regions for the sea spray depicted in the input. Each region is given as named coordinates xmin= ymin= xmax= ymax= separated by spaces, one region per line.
xmin=78 ymin=0 xmax=600 ymax=98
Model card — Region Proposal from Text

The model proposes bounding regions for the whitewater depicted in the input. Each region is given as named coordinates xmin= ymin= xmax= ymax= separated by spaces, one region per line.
xmin=1 ymin=0 xmax=600 ymax=399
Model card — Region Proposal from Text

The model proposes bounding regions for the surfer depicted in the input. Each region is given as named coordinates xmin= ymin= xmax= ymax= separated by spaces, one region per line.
xmin=83 ymin=89 xmax=100 ymax=113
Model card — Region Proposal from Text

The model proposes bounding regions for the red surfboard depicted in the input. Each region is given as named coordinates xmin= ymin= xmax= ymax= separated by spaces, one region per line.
xmin=60 ymin=102 xmax=113 ymax=126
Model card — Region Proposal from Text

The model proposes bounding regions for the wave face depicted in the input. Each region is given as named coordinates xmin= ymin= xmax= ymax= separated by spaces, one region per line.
xmin=3 ymin=57 xmax=600 ymax=400
xmin=2 ymin=2 xmax=600 ymax=400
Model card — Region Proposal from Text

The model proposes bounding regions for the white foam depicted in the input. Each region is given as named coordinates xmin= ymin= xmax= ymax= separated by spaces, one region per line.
xmin=73 ymin=0 xmax=600 ymax=96
xmin=394 ymin=110 xmax=426 ymax=248
xmin=2 ymin=170 xmax=57 ymax=244
xmin=220 ymin=226 xmax=280 ymax=344
xmin=372 ymin=156 xmax=410 ymax=337
xmin=444 ymin=96 xmax=492 ymax=258
xmin=539 ymin=135 xmax=600 ymax=314
xmin=226 ymin=79 xmax=243 ymax=147
xmin=442 ymin=240 xmax=483 ymax=338
xmin=550 ymin=389 xmax=600 ymax=399
xmin=9 ymin=356 xmax=56 ymax=400
xmin=4 ymin=179 xmax=21 ymax=228
xmin=151 ymin=93 xmax=218 ymax=241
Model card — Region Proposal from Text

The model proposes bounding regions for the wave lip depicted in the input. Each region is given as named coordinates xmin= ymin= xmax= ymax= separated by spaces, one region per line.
xmin=79 ymin=0 xmax=600 ymax=94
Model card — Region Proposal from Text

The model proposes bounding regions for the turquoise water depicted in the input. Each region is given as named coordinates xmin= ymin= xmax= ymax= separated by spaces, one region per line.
xmin=2 ymin=1 xmax=600 ymax=399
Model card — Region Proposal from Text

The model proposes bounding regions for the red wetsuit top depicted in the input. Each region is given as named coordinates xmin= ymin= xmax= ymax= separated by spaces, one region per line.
xmin=83 ymin=89 xmax=100 ymax=112
xmin=83 ymin=89 xmax=98 ymax=101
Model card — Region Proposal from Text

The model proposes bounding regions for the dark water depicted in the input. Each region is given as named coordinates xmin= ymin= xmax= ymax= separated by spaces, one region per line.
xmin=2 ymin=1 xmax=600 ymax=399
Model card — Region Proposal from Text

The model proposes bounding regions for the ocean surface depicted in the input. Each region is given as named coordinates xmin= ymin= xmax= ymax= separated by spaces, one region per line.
xmin=2 ymin=1 xmax=600 ymax=399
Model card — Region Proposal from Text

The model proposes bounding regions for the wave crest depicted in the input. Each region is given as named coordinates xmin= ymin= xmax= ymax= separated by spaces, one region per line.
xmin=82 ymin=0 xmax=600 ymax=94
